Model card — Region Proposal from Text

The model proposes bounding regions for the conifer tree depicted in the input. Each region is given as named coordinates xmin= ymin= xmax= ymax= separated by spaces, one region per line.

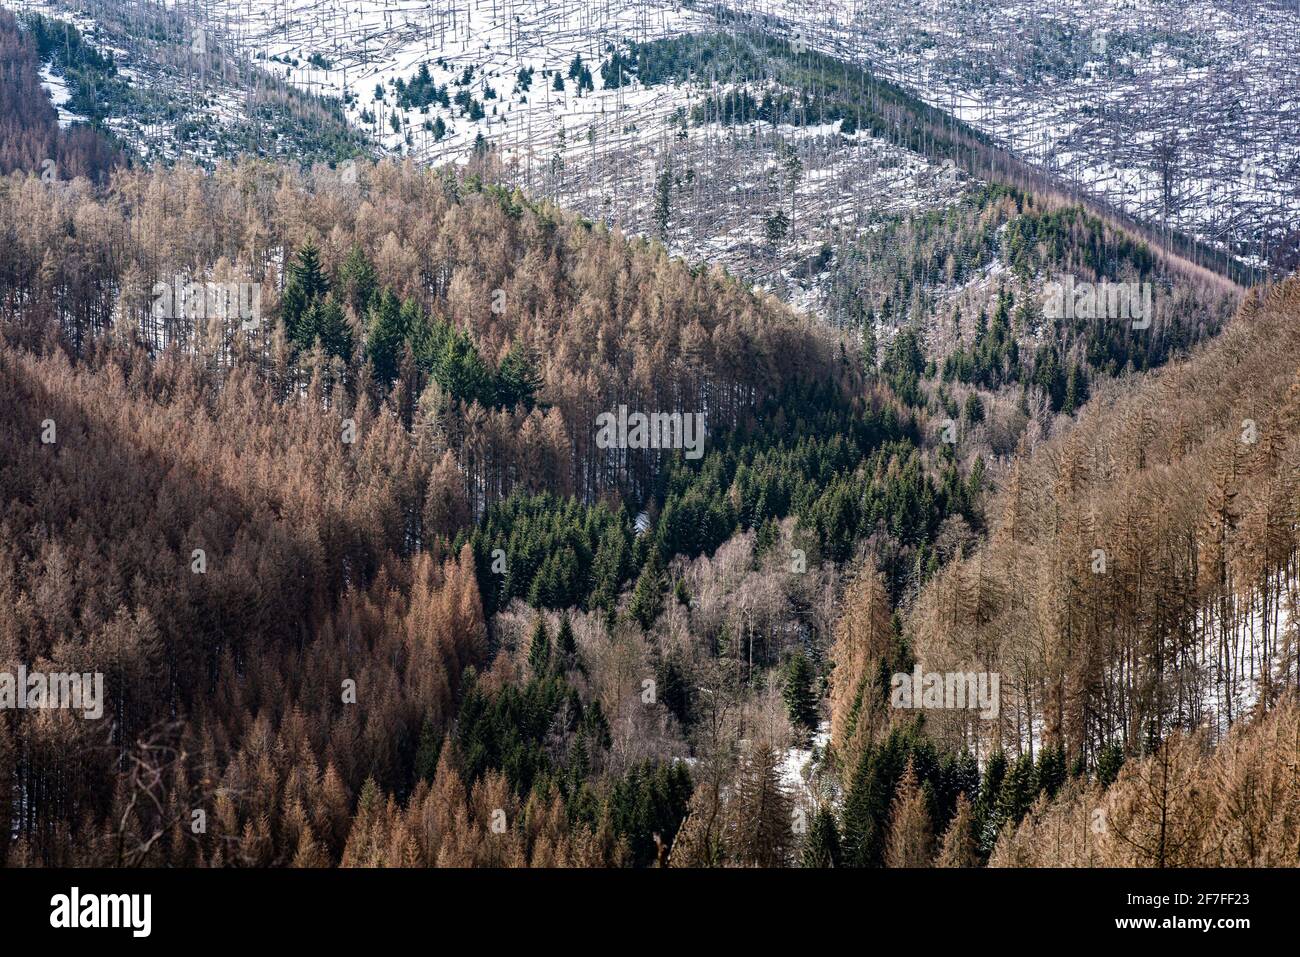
xmin=1097 ymin=742 xmax=1126 ymax=788
xmin=728 ymin=742 xmax=794 ymax=867
xmin=554 ymin=613 xmax=578 ymax=672
xmin=976 ymin=749 xmax=1007 ymax=856
xmin=527 ymin=615 xmax=551 ymax=677
xmin=366 ymin=289 xmax=407 ymax=386
xmin=802 ymin=806 xmax=842 ymax=868
xmin=495 ymin=342 xmax=543 ymax=409
xmin=282 ymin=240 xmax=330 ymax=349
xmin=1035 ymin=743 xmax=1067 ymax=800
xmin=338 ymin=243 xmax=377 ymax=317
xmin=783 ymin=650 xmax=818 ymax=733
xmin=628 ymin=551 xmax=666 ymax=630
xmin=414 ymin=717 xmax=442 ymax=783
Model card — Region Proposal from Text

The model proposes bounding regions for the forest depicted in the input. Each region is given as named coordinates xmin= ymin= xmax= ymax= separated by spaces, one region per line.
xmin=0 ymin=153 xmax=1293 ymax=868
xmin=0 ymin=0 xmax=1296 ymax=870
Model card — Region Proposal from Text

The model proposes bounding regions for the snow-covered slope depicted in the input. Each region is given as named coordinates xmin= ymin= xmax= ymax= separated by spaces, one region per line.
xmin=188 ymin=0 xmax=969 ymax=309
xmin=717 ymin=0 xmax=1300 ymax=272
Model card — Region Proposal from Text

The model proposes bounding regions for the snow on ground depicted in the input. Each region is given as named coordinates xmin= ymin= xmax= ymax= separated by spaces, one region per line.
xmin=1193 ymin=570 xmax=1297 ymax=740
xmin=37 ymin=63 xmax=85 ymax=127
xmin=779 ymin=720 xmax=829 ymax=806
xmin=199 ymin=0 xmax=711 ymax=164
xmin=190 ymin=0 xmax=969 ymax=313
xmin=9 ymin=0 xmax=369 ymax=166
xmin=715 ymin=0 xmax=1300 ymax=269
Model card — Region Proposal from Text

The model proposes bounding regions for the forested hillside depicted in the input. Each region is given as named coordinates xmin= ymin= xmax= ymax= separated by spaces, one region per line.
xmin=1 ymin=0 xmax=1297 ymax=879
xmin=0 ymin=157 xmax=873 ymax=866
xmin=825 ymin=277 xmax=1300 ymax=869
xmin=0 ymin=8 xmax=122 ymax=180
xmin=4 ymin=149 xmax=1292 ymax=867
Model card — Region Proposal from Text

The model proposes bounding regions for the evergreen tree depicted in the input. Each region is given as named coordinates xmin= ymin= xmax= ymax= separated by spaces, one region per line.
xmin=438 ymin=330 xmax=492 ymax=406
xmin=413 ymin=718 xmax=442 ymax=783
xmin=282 ymin=240 xmax=330 ymax=349
xmin=590 ymin=523 xmax=631 ymax=611
xmin=654 ymin=651 xmax=691 ymax=725
xmin=1035 ymin=742 xmax=1067 ymax=799
xmin=495 ymin=341 xmax=543 ymax=409
xmin=338 ymin=244 xmax=377 ymax=318
xmin=975 ymin=749 xmax=1007 ymax=856
xmin=802 ymin=806 xmax=842 ymax=868
xmin=861 ymin=316 xmax=877 ymax=377
xmin=315 ymin=295 xmax=352 ymax=362
xmin=1097 ymin=742 xmax=1125 ymax=788
xmin=527 ymin=615 xmax=551 ymax=677
xmin=993 ymin=753 xmax=1036 ymax=838
xmin=841 ymin=727 xmax=910 ymax=867
xmin=1063 ymin=362 xmax=1089 ymax=414
xmin=555 ymin=613 xmax=577 ymax=671
xmin=628 ymin=551 xmax=666 ymax=630
xmin=366 ymin=289 xmax=407 ymax=386
xmin=783 ymin=650 xmax=818 ymax=733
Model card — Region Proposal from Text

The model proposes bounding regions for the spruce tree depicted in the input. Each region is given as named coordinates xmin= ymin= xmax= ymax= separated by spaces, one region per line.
xmin=783 ymin=650 xmax=818 ymax=733
xmin=338 ymin=243 xmax=377 ymax=317
xmin=993 ymin=753 xmax=1036 ymax=839
xmin=366 ymin=289 xmax=407 ymax=386
xmin=555 ymin=613 xmax=577 ymax=670
xmin=315 ymin=295 xmax=352 ymax=362
xmin=802 ymin=806 xmax=842 ymax=868
xmin=628 ymin=551 xmax=666 ymax=630
xmin=413 ymin=717 xmax=442 ymax=782
xmin=282 ymin=240 xmax=331 ymax=349
xmin=1097 ymin=742 xmax=1125 ymax=787
xmin=975 ymin=749 xmax=1006 ymax=857
xmin=1034 ymin=742 xmax=1067 ymax=799
xmin=527 ymin=615 xmax=551 ymax=677
xmin=495 ymin=341 xmax=543 ymax=409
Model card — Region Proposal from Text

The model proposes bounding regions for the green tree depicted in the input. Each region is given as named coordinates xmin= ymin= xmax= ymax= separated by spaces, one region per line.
xmin=527 ymin=615 xmax=551 ymax=677
xmin=783 ymin=650 xmax=818 ymax=732
xmin=1035 ymin=742 xmax=1067 ymax=799
xmin=314 ymin=295 xmax=352 ymax=362
xmin=1097 ymin=742 xmax=1125 ymax=788
xmin=975 ymin=749 xmax=1007 ymax=856
xmin=590 ymin=524 xmax=631 ymax=611
xmin=338 ymin=244 xmax=377 ymax=318
xmin=802 ymin=806 xmax=842 ymax=867
xmin=628 ymin=551 xmax=666 ymax=630
xmin=282 ymin=240 xmax=330 ymax=349
xmin=365 ymin=289 xmax=407 ymax=385
xmin=554 ymin=613 xmax=577 ymax=671
xmin=764 ymin=208 xmax=789 ymax=251
xmin=413 ymin=718 xmax=442 ymax=782
xmin=495 ymin=341 xmax=543 ymax=409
